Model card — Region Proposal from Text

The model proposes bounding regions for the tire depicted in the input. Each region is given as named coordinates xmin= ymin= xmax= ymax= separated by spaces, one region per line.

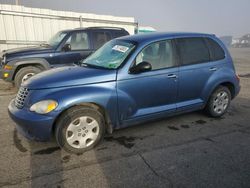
xmin=55 ymin=106 xmax=105 ymax=154
xmin=14 ymin=66 xmax=42 ymax=89
xmin=205 ymin=86 xmax=231 ymax=117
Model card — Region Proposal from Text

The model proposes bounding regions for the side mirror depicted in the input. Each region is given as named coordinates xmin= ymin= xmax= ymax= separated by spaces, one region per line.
xmin=130 ymin=61 xmax=152 ymax=74
xmin=62 ymin=43 xmax=71 ymax=52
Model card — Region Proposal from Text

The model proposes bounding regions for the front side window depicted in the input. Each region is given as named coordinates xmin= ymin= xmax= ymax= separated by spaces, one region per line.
xmin=48 ymin=31 xmax=67 ymax=47
xmin=135 ymin=40 xmax=175 ymax=70
xmin=65 ymin=32 xmax=89 ymax=50
xmin=82 ymin=40 xmax=135 ymax=69
xmin=177 ymin=37 xmax=210 ymax=65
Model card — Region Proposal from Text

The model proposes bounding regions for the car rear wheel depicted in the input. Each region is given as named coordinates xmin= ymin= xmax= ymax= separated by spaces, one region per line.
xmin=14 ymin=66 xmax=42 ymax=89
xmin=55 ymin=106 xmax=105 ymax=154
xmin=205 ymin=86 xmax=231 ymax=117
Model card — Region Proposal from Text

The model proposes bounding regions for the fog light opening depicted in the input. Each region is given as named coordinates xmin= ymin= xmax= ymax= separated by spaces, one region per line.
xmin=3 ymin=73 xmax=9 ymax=78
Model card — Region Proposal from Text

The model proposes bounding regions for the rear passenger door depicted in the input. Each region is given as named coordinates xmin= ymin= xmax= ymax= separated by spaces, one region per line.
xmin=175 ymin=37 xmax=221 ymax=110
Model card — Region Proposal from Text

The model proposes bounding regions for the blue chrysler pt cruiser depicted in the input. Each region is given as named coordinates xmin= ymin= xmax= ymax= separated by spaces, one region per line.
xmin=8 ymin=32 xmax=240 ymax=154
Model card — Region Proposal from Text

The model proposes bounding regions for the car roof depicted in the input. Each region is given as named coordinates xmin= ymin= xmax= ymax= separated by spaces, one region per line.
xmin=119 ymin=32 xmax=215 ymax=43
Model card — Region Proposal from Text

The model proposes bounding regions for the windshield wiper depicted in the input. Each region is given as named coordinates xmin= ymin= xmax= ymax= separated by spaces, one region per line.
xmin=81 ymin=63 xmax=111 ymax=70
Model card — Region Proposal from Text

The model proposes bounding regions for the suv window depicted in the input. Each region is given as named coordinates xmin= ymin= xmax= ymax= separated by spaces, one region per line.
xmin=93 ymin=31 xmax=112 ymax=49
xmin=206 ymin=38 xmax=225 ymax=61
xmin=113 ymin=31 xmax=127 ymax=38
xmin=48 ymin=31 xmax=67 ymax=47
xmin=177 ymin=37 xmax=210 ymax=65
xmin=135 ymin=40 xmax=175 ymax=70
xmin=66 ymin=32 xmax=89 ymax=50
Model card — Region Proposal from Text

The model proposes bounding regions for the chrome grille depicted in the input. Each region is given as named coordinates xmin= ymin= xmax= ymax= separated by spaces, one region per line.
xmin=1 ymin=55 xmax=5 ymax=66
xmin=15 ymin=87 xmax=29 ymax=108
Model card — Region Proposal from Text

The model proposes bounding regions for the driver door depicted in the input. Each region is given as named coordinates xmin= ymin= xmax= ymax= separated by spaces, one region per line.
xmin=117 ymin=39 xmax=179 ymax=124
xmin=55 ymin=31 xmax=93 ymax=66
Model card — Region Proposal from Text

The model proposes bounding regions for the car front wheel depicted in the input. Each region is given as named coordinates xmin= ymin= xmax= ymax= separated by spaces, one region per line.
xmin=55 ymin=106 xmax=105 ymax=154
xmin=205 ymin=86 xmax=231 ymax=117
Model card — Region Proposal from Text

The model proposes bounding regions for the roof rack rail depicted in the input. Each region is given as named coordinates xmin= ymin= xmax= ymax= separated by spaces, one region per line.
xmin=75 ymin=26 xmax=125 ymax=30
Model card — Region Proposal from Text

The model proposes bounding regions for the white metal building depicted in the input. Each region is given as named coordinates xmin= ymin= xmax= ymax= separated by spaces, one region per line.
xmin=0 ymin=4 xmax=137 ymax=51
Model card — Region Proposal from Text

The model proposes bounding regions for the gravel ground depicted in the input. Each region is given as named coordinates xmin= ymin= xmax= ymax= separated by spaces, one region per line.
xmin=0 ymin=48 xmax=249 ymax=188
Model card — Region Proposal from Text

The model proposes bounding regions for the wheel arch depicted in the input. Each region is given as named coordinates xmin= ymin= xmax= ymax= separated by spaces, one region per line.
xmin=204 ymin=81 xmax=236 ymax=105
xmin=220 ymin=82 xmax=235 ymax=99
xmin=11 ymin=58 xmax=50 ymax=80
xmin=51 ymin=102 xmax=113 ymax=137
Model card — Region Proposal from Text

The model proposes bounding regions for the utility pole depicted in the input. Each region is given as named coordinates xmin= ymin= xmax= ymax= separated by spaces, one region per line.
xmin=15 ymin=0 xmax=19 ymax=5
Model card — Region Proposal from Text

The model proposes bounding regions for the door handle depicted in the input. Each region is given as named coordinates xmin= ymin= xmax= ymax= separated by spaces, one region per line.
xmin=209 ymin=67 xmax=217 ymax=71
xmin=167 ymin=74 xmax=177 ymax=79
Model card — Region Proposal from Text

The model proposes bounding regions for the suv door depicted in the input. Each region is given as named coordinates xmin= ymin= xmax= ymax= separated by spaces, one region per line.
xmin=55 ymin=31 xmax=93 ymax=66
xmin=175 ymin=37 xmax=223 ymax=110
xmin=117 ymin=40 xmax=178 ymax=124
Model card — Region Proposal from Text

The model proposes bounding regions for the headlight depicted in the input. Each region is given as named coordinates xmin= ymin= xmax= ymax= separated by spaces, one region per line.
xmin=30 ymin=100 xmax=58 ymax=114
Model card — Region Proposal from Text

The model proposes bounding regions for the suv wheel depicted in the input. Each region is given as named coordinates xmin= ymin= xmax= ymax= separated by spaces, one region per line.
xmin=55 ymin=106 xmax=105 ymax=154
xmin=14 ymin=66 xmax=42 ymax=88
xmin=205 ymin=86 xmax=231 ymax=117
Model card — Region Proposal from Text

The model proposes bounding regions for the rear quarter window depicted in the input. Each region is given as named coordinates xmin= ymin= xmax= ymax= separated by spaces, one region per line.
xmin=206 ymin=38 xmax=225 ymax=61
xmin=176 ymin=37 xmax=210 ymax=65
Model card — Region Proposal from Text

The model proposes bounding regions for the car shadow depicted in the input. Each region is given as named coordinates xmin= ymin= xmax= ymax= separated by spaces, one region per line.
xmin=29 ymin=139 xmax=64 ymax=188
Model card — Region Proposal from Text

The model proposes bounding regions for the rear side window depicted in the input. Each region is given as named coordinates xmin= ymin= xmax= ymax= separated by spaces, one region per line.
xmin=206 ymin=38 xmax=225 ymax=61
xmin=113 ymin=31 xmax=128 ymax=38
xmin=176 ymin=37 xmax=210 ymax=65
xmin=92 ymin=31 xmax=111 ymax=49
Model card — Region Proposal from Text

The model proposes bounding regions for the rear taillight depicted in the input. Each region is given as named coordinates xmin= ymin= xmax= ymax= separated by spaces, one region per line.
xmin=236 ymin=74 xmax=240 ymax=82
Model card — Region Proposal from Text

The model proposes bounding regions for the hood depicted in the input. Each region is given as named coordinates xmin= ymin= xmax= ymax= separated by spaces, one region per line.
xmin=22 ymin=66 xmax=117 ymax=89
xmin=2 ymin=45 xmax=54 ymax=58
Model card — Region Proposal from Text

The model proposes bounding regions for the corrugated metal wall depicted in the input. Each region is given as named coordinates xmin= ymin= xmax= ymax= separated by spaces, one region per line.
xmin=0 ymin=4 xmax=137 ymax=51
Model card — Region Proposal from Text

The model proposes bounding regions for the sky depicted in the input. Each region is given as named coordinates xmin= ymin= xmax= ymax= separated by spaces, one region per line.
xmin=0 ymin=0 xmax=250 ymax=37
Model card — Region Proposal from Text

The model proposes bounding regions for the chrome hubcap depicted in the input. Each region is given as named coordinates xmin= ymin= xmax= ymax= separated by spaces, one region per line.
xmin=213 ymin=91 xmax=229 ymax=114
xmin=22 ymin=73 xmax=35 ymax=82
xmin=66 ymin=116 xmax=99 ymax=149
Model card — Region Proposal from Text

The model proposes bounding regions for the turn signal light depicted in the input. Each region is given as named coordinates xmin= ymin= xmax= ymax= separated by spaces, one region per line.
xmin=236 ymin=74 xmax=240 ymax=82
xmin=4 ymin=65 xmax=12 ymax=70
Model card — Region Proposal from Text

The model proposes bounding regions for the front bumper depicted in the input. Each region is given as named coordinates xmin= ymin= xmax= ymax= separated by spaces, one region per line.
xmin=0 ymin=63 xmax=2 ymax=79
xmin=8 ymin=99 xmax=55 ymax=141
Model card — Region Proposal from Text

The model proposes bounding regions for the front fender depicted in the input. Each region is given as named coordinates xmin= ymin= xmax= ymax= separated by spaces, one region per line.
xmin=201 ymin=66 xmax=238 ymax=103
xmin=28 ymin=82 xmax=118 ymax=127
xmin=7 ymin=58 xmax=50 ymax=80
xmin=14 ymin=58 xmax=50 ymax=69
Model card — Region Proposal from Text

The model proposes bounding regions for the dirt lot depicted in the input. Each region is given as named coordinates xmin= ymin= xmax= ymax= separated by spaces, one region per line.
xmin=0 ymin=48 xmax=250 ymax=188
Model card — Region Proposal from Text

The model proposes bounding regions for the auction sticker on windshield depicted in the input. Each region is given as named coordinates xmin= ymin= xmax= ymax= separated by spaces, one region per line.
xmin=112 ymin=45 xmax=129 ymax=53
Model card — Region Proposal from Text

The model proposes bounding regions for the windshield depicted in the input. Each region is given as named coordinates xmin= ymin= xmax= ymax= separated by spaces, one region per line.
xmin=82 ymin=40 xmax=135 ymax=69
xmin=48 ymin=31 xmax=68 ymax=47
